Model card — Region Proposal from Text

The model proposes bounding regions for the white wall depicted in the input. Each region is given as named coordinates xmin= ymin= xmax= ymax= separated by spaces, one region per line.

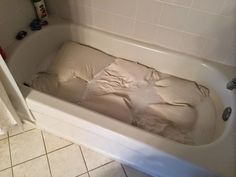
xmin=46 ymin=0 xmax=236 ymax=67
xmin=0 ymin=0 xmax=36 ymax=52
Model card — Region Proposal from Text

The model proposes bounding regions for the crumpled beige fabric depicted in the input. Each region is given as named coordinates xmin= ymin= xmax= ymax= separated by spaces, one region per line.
xmin=32 ymin=73 xmax=59 ymax=94
xmin=47 ymin=42 xmax=114 ymax=82
xmin=32 ymin=42 xmax=215 ymax=145
xmin=83 ymin=59 xmax=212 ymax=145
xmin=154 ymin=76 xmax=209 ymax=106
xmin=32 ymin=73 xmax=87 ymax=103
xmin=81 ymin=94 xmax=133 ymax=124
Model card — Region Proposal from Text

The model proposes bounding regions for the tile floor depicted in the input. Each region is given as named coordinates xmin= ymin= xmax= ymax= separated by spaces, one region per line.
xmin=0 ymin=122 xmax=153 ymax=177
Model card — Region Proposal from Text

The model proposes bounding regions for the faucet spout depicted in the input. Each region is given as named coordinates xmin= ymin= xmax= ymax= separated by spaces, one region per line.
xmin=226 ymin=78 xmax=236 ymax=90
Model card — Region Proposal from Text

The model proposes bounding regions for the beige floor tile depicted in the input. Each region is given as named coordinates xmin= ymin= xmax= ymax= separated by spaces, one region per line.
xmin=10 ymin=129 xmax=45 ymax=165
xmin=0 ymin=139 xmax=11 ymax=171
xmin=81 ymin=146 xmax=112 ymax=170
xmin=42 ymin=131 xmax=72 ymax=153
xmin=8 ymin=121 xmax=35 ymax=136
xmin=0 ymin=168 xmax=12 ymax=177
xmin=48 ymin=144 xmax=87 ymax=177
xmin=123 ymin=165 xmax=153 ymax=177
xmin=13 ymin=156 xmax=51 ymax=177
xmin=78 ymin=173 xmax=89 ymax=177
xmin=0 ymin=134 xmax=7 ymax=141
xmin=89 ymin=161 xmax=126 ymax=177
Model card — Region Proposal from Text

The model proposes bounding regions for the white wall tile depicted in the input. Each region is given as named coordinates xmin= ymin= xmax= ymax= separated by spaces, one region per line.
xmin=159 ymin=3 xmax=189 ymax=30
xmin=75 ymin=0 xmax=92 ymax=7
xmin=1 ymin=0 xmax=236 ymax=66
xmin=220 ymin=0 xmax=236 ymax=16
xmin=183 ymin=10 xmax=218 ymax=37
xmin=192 ymin=0 xmax=224 ymax=14
xmin=133 ymin=21 xmax=156 ymax=43
xmin=92 ymin=9 xmax=113 ymax=32
xmin=178 ymin=33 xmax=207 ymax=57
xmin=0 ymin=0 xmax=35 ymax=51
xmin=202 ymin=39 xmax=234 ymax=64
xmin=155 ymin=26 xmax=183 ymax=50
xmin=74 ymin=5 xmax=93 ymax=26
xmin=136 ymin=0 xmax=163 ymax=24
xmin=111 ymin=0 xmax=137 ymax=18
xmin=112 ymin=15 xmax=134 ymax=37
xmin=161 ymin=0 xmax=193 ymax=7
xmin=92 ymin=0 xmax=113 ymax=12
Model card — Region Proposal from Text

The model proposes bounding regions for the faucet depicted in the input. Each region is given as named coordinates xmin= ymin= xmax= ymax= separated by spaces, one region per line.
xmin=226 ymin=78 xmax=236 ymax=90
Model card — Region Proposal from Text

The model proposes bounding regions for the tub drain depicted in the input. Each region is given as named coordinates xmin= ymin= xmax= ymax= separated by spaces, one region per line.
xmin=222 ymin=107 xmax=232 ymax=121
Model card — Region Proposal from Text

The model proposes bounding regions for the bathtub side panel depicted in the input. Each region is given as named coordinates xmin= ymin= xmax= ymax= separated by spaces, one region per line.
xmin=31 ymin=110 xmax=215 ymax=177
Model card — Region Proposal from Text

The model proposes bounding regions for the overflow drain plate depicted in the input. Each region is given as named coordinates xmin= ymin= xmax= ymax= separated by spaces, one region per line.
xmin=222 ymin=107 xmax=232 ymax=121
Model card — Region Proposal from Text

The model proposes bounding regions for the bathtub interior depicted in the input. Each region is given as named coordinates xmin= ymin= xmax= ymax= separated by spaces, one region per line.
xmin=7 ymin=19 xmax=233 ymax=146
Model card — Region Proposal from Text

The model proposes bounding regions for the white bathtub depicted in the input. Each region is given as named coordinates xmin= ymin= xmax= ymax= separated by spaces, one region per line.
xmin=7 ymin=18 xmax=236 ymax=177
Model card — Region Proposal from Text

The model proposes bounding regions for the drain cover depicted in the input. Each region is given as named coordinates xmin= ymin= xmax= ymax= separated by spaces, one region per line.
xmin=222 ymin=107 xmax=232 ymax=121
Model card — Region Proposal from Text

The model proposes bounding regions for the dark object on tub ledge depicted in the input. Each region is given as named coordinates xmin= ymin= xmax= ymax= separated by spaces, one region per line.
xmin=226 ymin=78 xmax=236 ymax=90
xmin=16 ymin=31 xmax=27 ymax=40
xmin=30 ymin=19 xmax=48 ymax=31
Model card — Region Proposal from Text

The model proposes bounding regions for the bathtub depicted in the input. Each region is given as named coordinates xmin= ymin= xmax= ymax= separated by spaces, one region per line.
xmin=7 ymin=18 xmax=236 ymax=177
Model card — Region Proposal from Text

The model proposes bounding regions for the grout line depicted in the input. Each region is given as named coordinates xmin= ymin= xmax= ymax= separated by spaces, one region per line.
xmin=8 ymin=128 xmax=36 ymax=138
xmin=79 ymin=146 xmax=91 ymax=177
xmin=7 ymin=132 xmax=14 ymax=177
xmin=87 ymin=161 xmax=115 ymax=173
xmin=11 ymin=154 xmax=45 ymax=168
xmin=0 ymin=137 xmax=8 ymax=141
xmin=46 ymin=143 xmax=74 ymax=155
xmin=41 ymin=131 xmax=53 ymax=177
xmin=0 ymin=167 xmax=10 ymax=173
xmin=76 ymin=172 xmax=89 ymax=177
xmin=121 ymin=164 xmax=128 ymax=177
xmin=5 ymin=135 xmax=74 ymax=174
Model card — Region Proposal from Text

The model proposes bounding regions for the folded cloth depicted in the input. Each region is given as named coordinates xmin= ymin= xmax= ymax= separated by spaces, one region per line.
xmin=47 ymin=42 xmax=115 ymax=82
xmin=154 ymin=76 xmax=209 ymax=106
xmin=32 ymin=42 xmax=215 ymax=145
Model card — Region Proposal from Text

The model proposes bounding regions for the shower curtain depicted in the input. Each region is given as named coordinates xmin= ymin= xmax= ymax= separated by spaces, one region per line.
xmin=0 ymin=55 xmax=31 ymax=135
xmin=0 ymin=79 xmax=22 ymax=134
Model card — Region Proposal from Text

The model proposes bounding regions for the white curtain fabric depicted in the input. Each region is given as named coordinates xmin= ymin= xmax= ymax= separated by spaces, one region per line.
xmin=0 ymin=80 xmax=22 ymax=135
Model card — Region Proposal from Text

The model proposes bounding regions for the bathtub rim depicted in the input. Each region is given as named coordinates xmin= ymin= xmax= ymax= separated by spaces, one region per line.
xmin=8 ymin=17 xmax=236 ymax=177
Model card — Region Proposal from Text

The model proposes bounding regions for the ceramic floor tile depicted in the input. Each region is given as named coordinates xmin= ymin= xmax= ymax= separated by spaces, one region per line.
xmin=9 ymin=129 xmax=45 ymax=165
xmin=0 ymin=139 xmax=11 ymax=171
xmin=48 ymin=144 xmax=87 ymax=177
xmin=42 ymin=131 xmax=72 ymax=153
xmin=8 ymin=120 xmax=35 ymax=136
xmin=81 ymin=146 xmax=112 ymax=170
xmin=77 ymin=173 xmax=89 ymax=177
xmin=89 ymin=161 xmax=126 ymax=177
xmin=13 ymin=156 xmax=51 ymax=177
xmin=0 ymin=168 xmax=12 ymax=177
xmin=123 ymin=165 xmax=153 ymax=177
xmin=0 ymin=134 xmax=7 ymax=141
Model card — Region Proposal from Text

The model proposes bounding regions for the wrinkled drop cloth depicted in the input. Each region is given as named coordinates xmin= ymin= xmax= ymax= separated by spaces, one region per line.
xmin=32 ymin=42 xmax=216 ymax=145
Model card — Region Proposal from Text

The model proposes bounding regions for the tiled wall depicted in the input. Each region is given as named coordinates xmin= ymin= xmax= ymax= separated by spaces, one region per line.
xmin=0 ymin=0 xmax=35 ymax=52
xmin=47 ymin=0 xmax=236 ymax=66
